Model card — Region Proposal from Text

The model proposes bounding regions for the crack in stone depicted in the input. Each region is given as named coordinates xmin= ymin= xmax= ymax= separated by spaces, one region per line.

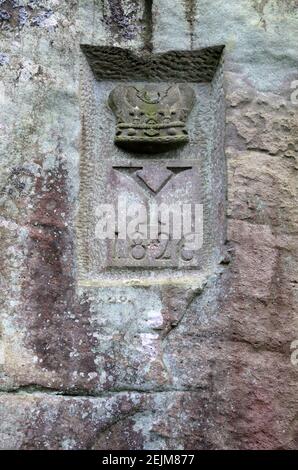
xmin=0 ymin=385 xmax=208 ymax=398
xmin=142 ymin=0 xmax=153 ymax=53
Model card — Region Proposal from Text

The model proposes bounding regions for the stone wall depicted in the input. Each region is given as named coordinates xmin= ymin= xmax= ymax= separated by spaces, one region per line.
xmin=0 ymin=0 xmax=297 ymax=449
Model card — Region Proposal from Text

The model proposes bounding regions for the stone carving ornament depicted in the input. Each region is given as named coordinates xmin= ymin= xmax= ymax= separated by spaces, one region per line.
xmin=108 ymin=84 xmax=195 ymax=153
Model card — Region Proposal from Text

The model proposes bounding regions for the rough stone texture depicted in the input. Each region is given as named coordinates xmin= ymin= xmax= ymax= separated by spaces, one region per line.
xmin=0 ymin=0 xmax=298 ymax=450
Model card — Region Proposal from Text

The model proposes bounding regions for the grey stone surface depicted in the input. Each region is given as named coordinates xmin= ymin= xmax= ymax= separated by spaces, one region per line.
xmin=0 ymin=0 xmax=297 ymax=450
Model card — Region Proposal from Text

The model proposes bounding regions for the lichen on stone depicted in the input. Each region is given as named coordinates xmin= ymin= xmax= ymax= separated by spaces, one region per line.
xmin=101 ymin=0 xmax=142 ymax=41
xmin=0 ymin=0 xmax=55 ymax=30
xmin=0 ymin=52 xmax=9 ymax=65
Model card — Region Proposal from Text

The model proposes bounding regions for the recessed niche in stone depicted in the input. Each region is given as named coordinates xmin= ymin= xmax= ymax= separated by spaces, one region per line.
xmin=77 ymin=46 xmax=226 ymax=282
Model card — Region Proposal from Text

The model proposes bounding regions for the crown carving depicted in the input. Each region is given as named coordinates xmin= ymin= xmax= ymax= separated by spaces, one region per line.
xmin=108 ymin=84 xmax=195 ymax=153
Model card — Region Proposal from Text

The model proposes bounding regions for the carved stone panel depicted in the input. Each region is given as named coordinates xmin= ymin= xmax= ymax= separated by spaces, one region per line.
xmin=77 ymin=48 xmax=226 ymax=284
